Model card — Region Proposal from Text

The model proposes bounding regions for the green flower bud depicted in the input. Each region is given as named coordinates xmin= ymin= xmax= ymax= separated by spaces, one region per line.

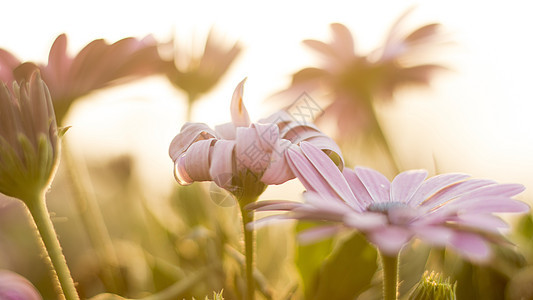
xmin=0 ymin=71 xmax=60 ymax=202
xmin=409 ymin=271 xmax=457 ymax=300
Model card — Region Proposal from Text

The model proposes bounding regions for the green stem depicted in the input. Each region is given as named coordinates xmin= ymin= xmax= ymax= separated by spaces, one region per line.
xmin=239 ymin=199 xmax=257 ymax=300
xmin=380 ymin=252 xmax=400 ymax=300
xmin=25 ymin=192 xmax=80 ymax=300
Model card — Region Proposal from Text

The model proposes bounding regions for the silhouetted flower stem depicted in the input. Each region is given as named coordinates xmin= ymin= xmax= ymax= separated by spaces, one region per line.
xmin=380 ymin=252 xmax=399 ymax=300
xmin=239 ymin=195 xmax=258 ymax=300
xmin=25 ymin=192 xmax=80 ymax=300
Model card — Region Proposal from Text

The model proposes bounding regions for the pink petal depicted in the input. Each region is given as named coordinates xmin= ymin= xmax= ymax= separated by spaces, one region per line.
xmin=176 ymin=139 xmax=215 ymax=184
xmin=235 ymin=126 xmax=270 ymax=174
xmin=209 ymin=139 xmax=236 ymax=189
xmin=454 ymin=197 xmax=530 ymax=214
xmin=408 ymin=173 xmax=470 ymax=206
xmin=261 ymin=140 xmax=295 ymax=185
xmin=354 ymin=167 xmax=391 ymax=203
xmin=214 ymin=122 xmax=237 ymax=140
xmin=342 ymin=168 xmax=373 ymax=209
xmin=343 ymin=212 xmax=387 ymax=231
xmin=298 ymin=225 xmax=343 ymax=244
xmin=411 ymin=226 xmax=453 ymax=247
xmin=169 ymin=122 xmax=217 ymax=161
xmin=246 ymin=200 xmax=303 ymax=212
xmin=421 ymin=179 xmax=495 ymax=210
xmin=449 ymin=214 xmax=509 ymax=233
xmin=449 ymin=232 xmax=491 ymax=262
xmin=230 ymin=78 xmax=250 ymax=127
xmin=462 ymin=183 xmax=525 ymax=198
xmin=286 ymin=147 xmax=339 ymax=200
xmin=302 ymin=39 xmax=336 ymax=59
xmin=390 ymin=170 xmax=427 ymax=204
xmin=330 ymin=23 xmax=356 ymax=60
xmin=251 ymin=123 xmax=279 ymax=151
xmin=367 ymin=226 xmax=412 ymax=255
xmin=300 ymin=142 xmax=357 ymax=206
xmin=303 ymin=191 xmax=354 ymax=214
xmin=46 ymin=34 xmax=71 ymax=86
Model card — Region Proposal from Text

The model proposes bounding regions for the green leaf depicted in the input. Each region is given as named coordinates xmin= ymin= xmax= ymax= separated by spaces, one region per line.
xmin=295 ymin=222 xmax=334 ymax=298
xmin=312 ymin=232 xmax=378 ymax=300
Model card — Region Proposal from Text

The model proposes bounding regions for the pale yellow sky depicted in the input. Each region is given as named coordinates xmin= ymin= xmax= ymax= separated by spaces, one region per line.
xmin=2 ymin=0 xmax=532 ymax=203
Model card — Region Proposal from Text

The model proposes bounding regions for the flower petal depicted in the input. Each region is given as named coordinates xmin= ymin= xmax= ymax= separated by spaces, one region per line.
xmin=411 ymin=226 xmax=453 ymax=247
xmin=330 ymin=23 xmax=356 ymax=61
xmin=300 ymin=142 xmax=356 ymax=204
xmin=449 ymin=214 xmax=509 ymax=233
xmin=449 ymin=232 xmax=491 ymax=262
xmin=342 ymin=168 xmax=373 ymax=209
xmin=408 ymin=173 xmax=470 ymax=206
xmin=235 ymin=126 xmax=269 ymax=174
xmin=390 ymin=169 xmax=427 ymax=204
xmin=354 ymin=167 xmax=391 ymax=203
xmin=367 ymin=226 xmax=412 ymax=255
xmin=261 ymin=140 xmax=295 ymax=185
xmin=286 ymin=147 xmax=339 ymax=200
xmin=298 ymin=225 xmax=343 ymax=244
xmin=343 ymin=212 xmax=387 ymax=231
xmin=169 ymin=122 xmax=216 ymax=161
xmin=175 ymin=138 xmax=214 ymax=184
xmin=461 ymin=183 xmax=525 ymax=198
xmin=454 ymin=197 xmax=530 ymax=214
xmin=421 ymin=179 xmax=495 ymax=210
xmin=230 ymin=78 xmax=250 ymax=127
xmin=209 ymin=139 xmax=236 ymax=189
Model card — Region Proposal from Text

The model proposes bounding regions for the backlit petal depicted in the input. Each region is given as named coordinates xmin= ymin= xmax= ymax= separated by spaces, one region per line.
xmin=230 ymin=78 xmax=250 ymax=127
xmin=354 ymin=167 xmax=391 ymax=203
xmin=390 ymin=169 xmax=427 ymax=203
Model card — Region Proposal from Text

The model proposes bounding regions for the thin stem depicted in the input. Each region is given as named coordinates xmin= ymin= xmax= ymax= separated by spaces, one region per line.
xmin=141 ymin=266 xmax=209 ymax=300
xmin=62 ymin=142 xmax=125 ymax=294
xmin=239 ymin=199 xmax=257 ymax=300
xmin=25 ymin=192 xmax=80 ymax=300
xmin=380 ymin=252 xmax=400 ymax=300
xmin=185 ymin=94 xmax=197 ymax=122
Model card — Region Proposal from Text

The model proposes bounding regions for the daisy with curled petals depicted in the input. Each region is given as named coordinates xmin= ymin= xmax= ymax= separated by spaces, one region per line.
xmin=250 ymin=142 xmax=529 ymax=300
xmin=169 ymin=79 xmax=341 ymax=300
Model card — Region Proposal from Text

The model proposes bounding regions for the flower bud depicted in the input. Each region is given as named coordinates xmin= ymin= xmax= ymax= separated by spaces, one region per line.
xmin=409 ymin=271 xmax=456 ymax=300
xmin=0 ymin=71 xmax=60 ymax=202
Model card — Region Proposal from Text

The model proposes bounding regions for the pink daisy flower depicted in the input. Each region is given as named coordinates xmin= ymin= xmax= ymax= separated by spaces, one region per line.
xmin=251 ymin=142 xmax=529 ymax=261
xmin=169 ymin=79 xmax=342 ymax=198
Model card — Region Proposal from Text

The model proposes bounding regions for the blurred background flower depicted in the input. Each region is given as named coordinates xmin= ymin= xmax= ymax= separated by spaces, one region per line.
xmin=162 ymin=28 xmax=242 ymax=121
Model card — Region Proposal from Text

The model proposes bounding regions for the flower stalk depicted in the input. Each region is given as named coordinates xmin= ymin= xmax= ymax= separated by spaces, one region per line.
xmin=25 ymin=191 xmax=80 ymax=300
xmin=380 ymin=252 xmax=400 ymax=300
xmin=239 ymin=197 xmax=257 ymax=300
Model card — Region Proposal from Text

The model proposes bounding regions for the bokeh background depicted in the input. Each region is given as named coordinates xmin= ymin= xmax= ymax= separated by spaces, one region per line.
xmin=1 ymin=1 xmax=533 ymax=299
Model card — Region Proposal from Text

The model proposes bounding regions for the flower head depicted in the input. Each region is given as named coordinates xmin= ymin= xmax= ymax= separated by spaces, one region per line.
xmin=251 ymin=142 xmax=528 ymax=261
xmin=0 ymin=70 xmax=60 ymax=202
xmin=169 ymin=79 xmax=342 ymax=199
xmin=0 ymin=270 xmax=42 ymax=300
xmin=1 ymin=33 xmax=164 ymax=123
xmin=164 ymin=29 xmax=241 ymax=103
xmin=282 ymin=8 xmax=447 ymax=139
